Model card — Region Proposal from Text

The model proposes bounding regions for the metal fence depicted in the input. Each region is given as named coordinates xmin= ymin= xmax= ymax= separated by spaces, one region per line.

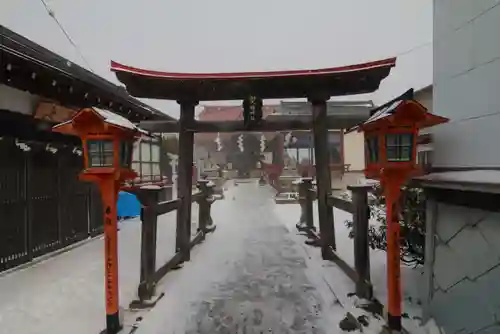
xmin=0 ymin=137 xmax=104 ymax=272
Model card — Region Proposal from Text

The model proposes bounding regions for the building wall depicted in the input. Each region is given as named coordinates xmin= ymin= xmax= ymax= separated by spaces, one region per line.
xmin=343 ymin=131 xmax=365 ymax=172
xmin=433 ymin=1 xmax=500 ymax=168
xmin=426 ymin=199 xmax=500 ymax=333
xmin=426 ymin=4 xmax=500 ymax=331
xmin=415 ymin=86 xmax=433 ymax=113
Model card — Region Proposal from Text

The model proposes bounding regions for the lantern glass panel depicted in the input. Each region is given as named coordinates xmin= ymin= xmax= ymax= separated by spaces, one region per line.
xmin=87 ymin=140 xmax=114 ymax=167
xmin=365 ymin=137 xmax=379 ymax=163
xmin=386 ymin=133 xmax=413 ymax=162
xmin=119 ymin=141 xmax=133 ymax=168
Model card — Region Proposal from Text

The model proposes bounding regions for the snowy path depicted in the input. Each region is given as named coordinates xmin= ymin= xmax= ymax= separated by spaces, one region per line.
xmin=133 ymin=183 xmax=374 ymax=334
xmin=0 ymin=181 xmax=426 ymax=334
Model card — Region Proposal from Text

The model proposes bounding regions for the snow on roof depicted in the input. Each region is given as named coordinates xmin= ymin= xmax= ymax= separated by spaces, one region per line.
xmin=346 ymin=89 xmax=415 ymax=133
xmin=94 ymin=107 xmax=136 ymax=130
xmin=93 ymin=107 xmax=150 ymax=135
xmin=363 ymin=100 xmax=403 ymax=125
xmin=53 ymin=107 xmax=151 ymax=135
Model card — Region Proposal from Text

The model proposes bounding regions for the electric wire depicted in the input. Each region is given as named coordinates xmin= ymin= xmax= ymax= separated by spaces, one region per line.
xmin=38 ymin=0 xmax=95 ymax=72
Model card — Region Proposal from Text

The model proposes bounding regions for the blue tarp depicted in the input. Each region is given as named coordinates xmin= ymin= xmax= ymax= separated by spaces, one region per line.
xmin=117 ymin=191 xmax=140 ymax=218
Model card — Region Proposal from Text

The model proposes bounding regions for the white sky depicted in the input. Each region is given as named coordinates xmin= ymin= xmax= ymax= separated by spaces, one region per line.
xmin=2 ymin=0 xmax=432 ymax=118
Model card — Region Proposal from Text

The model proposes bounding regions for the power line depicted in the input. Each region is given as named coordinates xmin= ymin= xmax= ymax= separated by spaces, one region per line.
xmin=392 ymin=1 xmax=500 ymax=60
xmin=37 ymin=0 xmax=500 ymax=77
xmin=38 ymin=0 xmax=94 ymax=72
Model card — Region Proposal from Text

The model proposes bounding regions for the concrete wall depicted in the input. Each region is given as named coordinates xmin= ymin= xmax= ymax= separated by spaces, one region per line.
xmin=426 ymin=199 xmax=500 ymax=333
xmin=433 ymin=1 xmax=500 ymax=168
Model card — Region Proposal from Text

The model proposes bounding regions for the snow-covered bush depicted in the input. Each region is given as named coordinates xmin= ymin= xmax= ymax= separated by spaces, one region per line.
xmin=344 ymin=184 xmax=426 ymax=266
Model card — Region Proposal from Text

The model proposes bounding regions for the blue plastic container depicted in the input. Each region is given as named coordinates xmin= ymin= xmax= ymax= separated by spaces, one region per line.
xmin=117 ymin=191 xmax=140 ymax=219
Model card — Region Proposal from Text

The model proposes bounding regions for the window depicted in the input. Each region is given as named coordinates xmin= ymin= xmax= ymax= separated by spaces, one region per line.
xmin=386 ymin=133 xmax=413 ymax=162
xmin=131 ymin=138 xmax=162 ymax=182
xmin=87 ymin=140 xmax=114 ymax=167
xmin=328 ymin=132 xmax=342 ymax=164
xmin=119 ymin=142 xmax=132 ymax=168
xmin=365 ymin=137 xmax=379 ymax=163
xmin=417 ymin=150 xmax=433 ymax=169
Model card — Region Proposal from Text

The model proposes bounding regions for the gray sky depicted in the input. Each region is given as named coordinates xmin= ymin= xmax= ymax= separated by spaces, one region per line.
xmin=3 ymin=0 xmax=432 ymax=118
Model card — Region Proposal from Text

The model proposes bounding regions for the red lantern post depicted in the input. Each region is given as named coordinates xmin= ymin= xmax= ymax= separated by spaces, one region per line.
xmin=53 ymin=108 xmax=141 ymax=334
xmin=353 ymin=89 xmax=448 ymax=332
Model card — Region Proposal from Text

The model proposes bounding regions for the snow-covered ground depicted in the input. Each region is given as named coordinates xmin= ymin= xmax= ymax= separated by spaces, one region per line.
xmin=0 ymin=201 xmax=198 ymax=334
xmin=131 ymin=182 xmax=389 ymax=334
xmin=0 ymin=181 xmax=437 ymax=334
xmin=273 ymin=194 xmax=432 ymax=334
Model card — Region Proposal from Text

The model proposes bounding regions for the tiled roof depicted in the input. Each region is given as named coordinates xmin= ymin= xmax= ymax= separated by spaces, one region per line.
xmin=346 ymin=89 xmax=414 ymax=133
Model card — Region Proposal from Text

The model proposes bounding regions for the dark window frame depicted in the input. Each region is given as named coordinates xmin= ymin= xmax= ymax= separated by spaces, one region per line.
xmin=87 ymin=140 xmax=114 ymax=167
xmin=365 ymin=136 xmax=379 ymax=163
xmin=386 ymin=133 xmax=413 ymax=162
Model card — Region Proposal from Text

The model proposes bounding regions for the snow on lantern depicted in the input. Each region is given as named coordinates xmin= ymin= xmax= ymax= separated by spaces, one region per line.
xmin=351 ymin=89 xmax=448 ymax=332
xmin=53 ymin=107 xmax=144 ymax=334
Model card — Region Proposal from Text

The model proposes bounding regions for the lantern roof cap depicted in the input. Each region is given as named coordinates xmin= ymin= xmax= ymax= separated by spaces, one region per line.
xmin=347 ymin=89 xmax=448 ymax=133
xmin=53 ymin=107 xmax=150 ymax=136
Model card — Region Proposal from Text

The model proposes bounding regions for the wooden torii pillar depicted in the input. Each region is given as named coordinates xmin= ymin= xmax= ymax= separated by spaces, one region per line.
xmin=310 ymin=96 xmax=336 ymax=259
xmin=175 ymin=100 xmax=198 ymax=262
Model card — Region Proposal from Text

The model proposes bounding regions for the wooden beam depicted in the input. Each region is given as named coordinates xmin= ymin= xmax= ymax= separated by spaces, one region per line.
xmin=327 ymin=195 xmax=354 ymax=213
xmin=139 ymin=116 xmax=368 ymax=133
xmin=139 ymin=120 xmax=179 ymax=133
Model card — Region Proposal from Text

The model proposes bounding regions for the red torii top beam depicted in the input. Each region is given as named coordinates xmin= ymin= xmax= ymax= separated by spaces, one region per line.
xmin=110 ymin=57 xmax=396 ymax=101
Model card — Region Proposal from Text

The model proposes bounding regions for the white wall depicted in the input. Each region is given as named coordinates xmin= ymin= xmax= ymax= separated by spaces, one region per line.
xmin=433 ymin=1 xmax=500 ymax=167
xmin=415 ymin=86 xmax=433 ymax=113
xmin=343 ymin=131 xmax=365 ymax=172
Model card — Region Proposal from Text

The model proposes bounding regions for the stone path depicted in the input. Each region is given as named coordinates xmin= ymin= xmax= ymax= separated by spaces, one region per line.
xmin=185 ymin=223 xmax=326 ymax=334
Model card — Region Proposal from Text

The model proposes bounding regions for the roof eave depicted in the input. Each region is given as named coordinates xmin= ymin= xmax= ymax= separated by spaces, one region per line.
xmin=0 ymin=25 xmax=173 ymax=122
xmin=111 ymin=58 xmax=397 ymax=101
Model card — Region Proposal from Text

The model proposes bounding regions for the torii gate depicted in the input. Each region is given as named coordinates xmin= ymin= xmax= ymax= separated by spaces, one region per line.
xmin=110 ymin=57 xmax=396 ymax=260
